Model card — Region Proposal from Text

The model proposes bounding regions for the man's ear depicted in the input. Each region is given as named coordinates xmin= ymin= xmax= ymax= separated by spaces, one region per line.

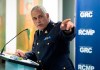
xmin=46 ymin=13 xmax=49 ymax=18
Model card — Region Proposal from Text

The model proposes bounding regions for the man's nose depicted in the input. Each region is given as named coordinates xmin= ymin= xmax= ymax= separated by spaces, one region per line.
xmin=37 ymin=18 xmax=40 ymax=23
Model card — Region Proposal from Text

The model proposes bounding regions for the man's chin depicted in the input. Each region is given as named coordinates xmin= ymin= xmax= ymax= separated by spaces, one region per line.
xmin=38 ymin=27 xmax=44 ymax=30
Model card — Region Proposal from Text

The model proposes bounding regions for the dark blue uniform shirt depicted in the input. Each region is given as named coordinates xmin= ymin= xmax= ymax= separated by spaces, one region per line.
xmin=25 ymin=21 xmax=75 ymax=70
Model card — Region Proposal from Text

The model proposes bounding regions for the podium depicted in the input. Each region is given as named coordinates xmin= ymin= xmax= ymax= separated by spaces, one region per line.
xmin=0 ymin=54 xmax=39 ymax=70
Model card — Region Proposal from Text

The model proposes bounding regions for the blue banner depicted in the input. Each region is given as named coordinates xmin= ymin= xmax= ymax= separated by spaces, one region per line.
xmin=76 ymin=0 xmax=100 ymax=70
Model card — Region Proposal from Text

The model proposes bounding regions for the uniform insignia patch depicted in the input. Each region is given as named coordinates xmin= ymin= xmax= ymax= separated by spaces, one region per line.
xmin=44 ymin=36 xmax=51 ymax=40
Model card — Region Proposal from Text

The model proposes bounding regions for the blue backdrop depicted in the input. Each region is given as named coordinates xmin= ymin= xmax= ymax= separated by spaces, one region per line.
xmin=76 ymin=0 xmax=100 ymax=70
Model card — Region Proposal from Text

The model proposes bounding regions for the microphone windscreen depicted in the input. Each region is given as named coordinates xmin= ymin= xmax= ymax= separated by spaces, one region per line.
xmin=26 ymin=29 xmax=30 ymax=40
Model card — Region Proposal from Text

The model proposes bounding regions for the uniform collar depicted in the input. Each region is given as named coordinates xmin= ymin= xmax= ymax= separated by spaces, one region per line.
xmin=43 ymin=20 xmax=54 ymax=34
xmin=37 ymin=20 xmax=54 ymax=35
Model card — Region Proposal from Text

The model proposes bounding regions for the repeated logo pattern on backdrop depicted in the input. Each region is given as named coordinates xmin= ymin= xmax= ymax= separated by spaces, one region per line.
xmin=76 ymin=0 xmax=100 ymax=70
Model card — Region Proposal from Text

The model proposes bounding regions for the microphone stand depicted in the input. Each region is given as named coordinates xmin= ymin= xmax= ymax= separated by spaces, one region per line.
xmin=0 ymin=29 xmax=29 ymax=55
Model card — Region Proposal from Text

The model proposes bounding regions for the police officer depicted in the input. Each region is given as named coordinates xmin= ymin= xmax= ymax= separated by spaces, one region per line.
xmin=16 ymin=5 xmax=75 ymax=70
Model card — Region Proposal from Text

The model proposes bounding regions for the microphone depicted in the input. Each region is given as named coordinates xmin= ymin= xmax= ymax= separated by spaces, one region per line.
xmin=26 ymin=29 xmax=30 ymax=40
xmin=0 ymin=28 xmax=30 ymax=55
xmin=26 ymin=29 xmax=30 ymax=51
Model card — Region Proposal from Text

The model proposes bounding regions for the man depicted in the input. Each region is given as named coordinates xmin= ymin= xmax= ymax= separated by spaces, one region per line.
xmin=16 ymin=5 xmax=75 ymax=70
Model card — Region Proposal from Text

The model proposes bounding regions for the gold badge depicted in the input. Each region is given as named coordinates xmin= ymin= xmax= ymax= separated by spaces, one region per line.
xmin=45 ymin=30 xmax=48 ymax=34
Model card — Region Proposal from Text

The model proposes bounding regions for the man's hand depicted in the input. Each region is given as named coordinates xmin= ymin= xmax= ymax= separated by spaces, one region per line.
xmin=15 ymin=49 xmax=25 ymax=58
xmin=60 ymin=19 xmax=74 ymax=31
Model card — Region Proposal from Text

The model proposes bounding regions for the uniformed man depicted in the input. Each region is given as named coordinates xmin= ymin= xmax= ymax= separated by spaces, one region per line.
xmin=16 ymin=5 xmax=75 ymax=70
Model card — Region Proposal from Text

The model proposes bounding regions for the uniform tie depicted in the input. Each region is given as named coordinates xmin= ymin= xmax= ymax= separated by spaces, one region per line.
xmin=39 ymin=30 xmax=43 ymax=36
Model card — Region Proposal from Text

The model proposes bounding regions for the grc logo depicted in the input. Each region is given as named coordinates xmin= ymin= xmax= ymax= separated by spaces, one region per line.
xmin=78 ymin=64 xmax=95 ymax=70
xmin=80 ymin=11 xmax=93 ymax=18
xmin=78 ymin=29 xmax=95 ymax=35
xmin=80 ymin=46 xmax=92 ymax=53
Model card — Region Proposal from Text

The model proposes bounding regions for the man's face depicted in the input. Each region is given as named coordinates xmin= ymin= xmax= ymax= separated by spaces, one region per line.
xmin=31 ymin=9 xmax=49 ymax=30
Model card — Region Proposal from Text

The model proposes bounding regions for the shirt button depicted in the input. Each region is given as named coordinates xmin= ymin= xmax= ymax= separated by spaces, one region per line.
xmin=37 ymin=43 xmax=39 ymax=45
xmin=37 ymin=51 xmax=40 ymax=54
xmin=63 ymin=67 xmax=66 ymax=70
xmin=47 ymin=43 xmax=50 ymax=45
